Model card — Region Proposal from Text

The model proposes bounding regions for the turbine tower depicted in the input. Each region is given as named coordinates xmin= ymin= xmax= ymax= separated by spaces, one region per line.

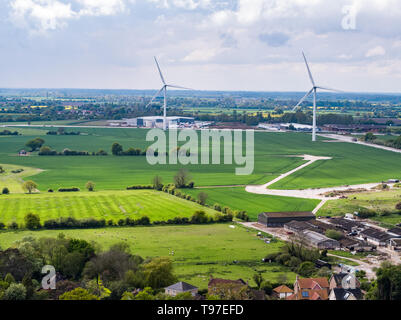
xmin=146 ymin=57 xmax=192 ymax=130
xmin=293 ymin=51 xmax=341 ymax=142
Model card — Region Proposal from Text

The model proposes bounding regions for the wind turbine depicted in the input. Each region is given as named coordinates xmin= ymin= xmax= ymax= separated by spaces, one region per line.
xmin=146 ymin=57 xmax=192 ymax=130
xmin=293 ymin=51 xmax=341 ymax=142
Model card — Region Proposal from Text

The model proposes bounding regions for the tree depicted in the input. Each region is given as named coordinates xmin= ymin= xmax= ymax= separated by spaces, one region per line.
xmin=59 ymin=287 xmax=99 ymax=300
xmin=325 ymin=229 xmax=344 ymax=240
xmin=25 ymin=138 xmax=45 ymax=151
xmin=396 ymin=202 xmax=401 ymax=211
xmin=24 ymin=213 xmax=41 ymax=230
xmin=173 ymin=168 xmax=191 ymax=188
xmin=197 ymin=192 xmax=208 ymax=205
xmin=364 ymin=132 xmax=376 ymax=142
xmin=133 ymin=287 xmax=155 ymax=300
xmin=253 ymin=273 xmax=263 ymax=289
xmin=2 ymin=187 xmax=9 ymax=195
xmin=22 ymin=180 xmax=37 ymax=194
xmin=85 ymin=181 xmax=95 ymax=192
xmin=297 ymin=261 xmax=316 ymax=277
xmin=111 ymin=142 xmax=123 ymax=155
xmin=190 ymin=210 xmax=209 ymax=224
xmin=142 ymin=257 xmax=177 ymax=289
xmin=0 ymin=166 xmax=4 ymax=173
xmin=3 ymin=283 xmax=26 ymax=300
xmin=152 ymin=175 xmax=163 ymax=190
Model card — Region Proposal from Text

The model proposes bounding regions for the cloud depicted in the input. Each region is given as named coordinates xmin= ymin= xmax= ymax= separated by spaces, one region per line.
xmin=365 ymin=46 xmax=386 ymax=57
xmin=9 ymin=0 xmax=130 ymax=33
xmin=183 ymin=47 xmax=222 ymax=62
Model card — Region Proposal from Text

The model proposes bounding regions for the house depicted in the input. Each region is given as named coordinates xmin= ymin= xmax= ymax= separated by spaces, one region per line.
xmin=329 ymin=273 xmax=360 ymax=290
xmin=359 ymin=228 xmax=391 ymax=246
xmin=299 ymin=230 xmax=340 ymax=249
xmin=258 ymin=211 xmax=315 ymax=227
xmin=388 ymin=238 xmax=401 ymax=251
xmin=164 ymin=281 xmax=198 ymax=297
xmin=287 ymin=276 xmax=330 ymax=300
xmin=329 ymin=288 xmax=364 ymax=300
xmin=272 ymin=285 xmax=293 ymax=299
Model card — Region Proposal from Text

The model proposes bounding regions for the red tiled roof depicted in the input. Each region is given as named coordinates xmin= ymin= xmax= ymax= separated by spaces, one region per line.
xmin=297 ymin=278 xmax=329 ymax=289
xmin=273 ymin=285 xmax=293 ymax=294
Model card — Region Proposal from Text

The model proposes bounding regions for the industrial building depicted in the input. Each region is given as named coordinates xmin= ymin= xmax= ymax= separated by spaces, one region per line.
xmin=107 ymin=116 xmax=195 ymax=128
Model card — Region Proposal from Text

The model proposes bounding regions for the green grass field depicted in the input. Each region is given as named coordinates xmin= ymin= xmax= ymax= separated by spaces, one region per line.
xmin=0 ymin=128 xmax=400 ymax=193
xmin=0 ymin=189 xmax=218 ymax=225
xmin=181 ymin=187 xmax=320 ymax=220
xmin=318 ymin=188 xmax=401 ymax=226
xmin=0 ymin=163 xmax=43 ymax=193
xmin=0 ymin=223 xmax=295 ymax=289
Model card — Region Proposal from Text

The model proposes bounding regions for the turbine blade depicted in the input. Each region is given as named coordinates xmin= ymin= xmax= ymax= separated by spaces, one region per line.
xmin=316 ymin=86 xmax=343 ymax=93
xmin=154 ymin=56 xmax=166 ymax=85
xmin=166 ymin=84 xmax=193 ymax=90
xmin=145 ymin=86 xmax=165 ymax=108
xmin=293 ymin=88 xmax=313 ymax=111
xmin=302 ymin=51 xmax=315 ymax=87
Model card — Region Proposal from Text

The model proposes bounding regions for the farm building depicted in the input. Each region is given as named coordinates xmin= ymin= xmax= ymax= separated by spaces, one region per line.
xmin=258 ymin=211 xmax=315 ymax=227
xmin=164 ymin=281 xmax=198 ymax=297
xmin=359 ymin=228 xmax=392 ymax=246
xmin=387 ymin=227 xmax=401 ymax=238
xmin=299 ymin=230 xmax=340 ymax=249
xmin=328 ymin=218 xmax=364 ymax=232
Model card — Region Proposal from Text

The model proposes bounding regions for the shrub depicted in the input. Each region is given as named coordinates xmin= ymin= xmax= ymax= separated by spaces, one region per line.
xmin=396 ymin=202 xmax=401 ymax=211
xmin=213 ymin=204 xmax=222 ymax=211
xmin=0 ymin=222 xmax=5 ymax=230
xmin=7 ymin=222 xmax=18 ymax=230
xmin=48 ymin=189 xmax=54 ymax=193
xmin=325 ymin=229 xmax=344 ymax=240
xmin=3 ymin=283 xmax=26 ymax=300
xmin=58 ymin=187 xmax=80 ymax=192
xmin=190 ymin=210 xmax=209 ymax=224
xmin=235 ymin=210 xmax=249 ymax=221
xmin=2 ymin=187 xmax=9 ymax=195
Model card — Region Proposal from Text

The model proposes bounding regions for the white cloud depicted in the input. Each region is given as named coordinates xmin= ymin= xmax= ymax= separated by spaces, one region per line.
xmin=365 ymin=46 xmax=386 ymax=57
xmin=77 ymin=0 xmax=126 ymax=16
xmin=9 ymin=0 xmax=130 ymax=33
xmin=183 ymin=47 xmax=222 ymax=62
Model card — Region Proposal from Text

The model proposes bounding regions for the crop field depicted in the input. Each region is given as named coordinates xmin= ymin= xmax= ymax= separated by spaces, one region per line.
xmin=181 ymin=187 xmax=320 ymax=220
xmin=0 ymin=190 xmax=218 ymax=225
xmin=318 ymin=188 xmax=401 ymax=226
xmin=0 ymin=128 xmax=400 ymax=193
xmin=0 ymin=223 xmax=295 ymax=289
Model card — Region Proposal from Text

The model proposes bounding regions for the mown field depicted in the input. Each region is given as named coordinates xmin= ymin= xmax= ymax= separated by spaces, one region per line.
xmin=0 ymin=223 xmax=295 ymax=289
xmin=181 ymin=187 xmax=320 ymax=220
xmin=0 ymin=190 xmax=218 ymax=225
xmin=318 ymin=188 xmax=401 ymax=226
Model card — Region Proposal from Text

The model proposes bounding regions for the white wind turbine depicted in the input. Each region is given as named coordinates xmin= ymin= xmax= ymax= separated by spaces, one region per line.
xmin=146 ymin=57 xmax=192 ymax=130
xmin=293 ymin=51 xmax=342 ymax=142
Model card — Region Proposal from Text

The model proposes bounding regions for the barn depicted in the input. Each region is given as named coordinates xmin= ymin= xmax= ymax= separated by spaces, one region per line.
xmin=258 ymin=211 xmax=315 ymax=227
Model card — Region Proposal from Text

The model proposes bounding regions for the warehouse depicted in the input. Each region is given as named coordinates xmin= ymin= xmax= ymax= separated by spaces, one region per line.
xmin=258 ymin=212 xmax=315 ymax=227
xmin=300 ymin=230 xmax=340 ymax=249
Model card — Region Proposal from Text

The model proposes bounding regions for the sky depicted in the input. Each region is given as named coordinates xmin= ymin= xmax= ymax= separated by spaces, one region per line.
xmin=1 ymin=0 xmax=401 ymax=92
